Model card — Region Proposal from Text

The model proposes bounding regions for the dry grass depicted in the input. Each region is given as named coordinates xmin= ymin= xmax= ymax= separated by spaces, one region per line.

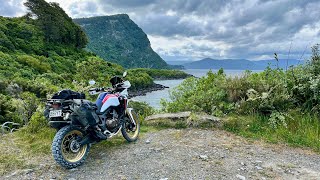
xmin=0 ymin=134 xmax=33 ymax=175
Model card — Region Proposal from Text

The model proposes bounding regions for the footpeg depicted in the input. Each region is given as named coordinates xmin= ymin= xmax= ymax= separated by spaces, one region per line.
xmin=94 ymin=129 xmax=107 ymax=140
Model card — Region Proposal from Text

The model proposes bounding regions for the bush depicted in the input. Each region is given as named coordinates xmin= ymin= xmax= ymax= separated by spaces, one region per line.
xmin=129 ymin=101 xmax=154 ymax=123
xmin=127 ymin=72 xmax=154 ymax=90
xmin=161 ymin=69 xmax=234 ymax=116
xmin=24 ymin=106 xmax=48 ymax=133
xmin=74 ymin=57 xmax=124 ymax=85
xmin=16 ymin=54 xmax=51 ymax=73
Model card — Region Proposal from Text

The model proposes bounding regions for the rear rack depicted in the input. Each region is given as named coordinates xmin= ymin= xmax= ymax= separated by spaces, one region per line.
xmin=47 ymin=99 xmax=73 ymax=103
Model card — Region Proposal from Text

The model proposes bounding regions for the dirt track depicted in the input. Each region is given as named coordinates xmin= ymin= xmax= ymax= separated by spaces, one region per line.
xmin=3 ymin=128 xmax=320 ymax=180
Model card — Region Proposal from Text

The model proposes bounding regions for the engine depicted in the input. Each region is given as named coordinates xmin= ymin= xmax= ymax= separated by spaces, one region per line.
xmin=106 ymin=109 xmax=119 ymax=129
xmin=99 ymin=109 xmax=120 ymax=132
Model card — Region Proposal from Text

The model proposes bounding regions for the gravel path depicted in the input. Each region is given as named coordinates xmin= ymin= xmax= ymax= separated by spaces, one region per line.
xmin=4 ymin=128 xmax=320 ymax=180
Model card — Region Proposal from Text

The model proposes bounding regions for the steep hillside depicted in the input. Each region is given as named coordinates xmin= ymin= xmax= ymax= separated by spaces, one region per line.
xmin=0 ymin=1 xmax=160 ymax=125
xmin=74 ymin=15 xmax=169 ymax=69
xmin=0 ymin=15 xmax=127 ymax=123
xmin=183 ymin=58 xmax=301 ymax=70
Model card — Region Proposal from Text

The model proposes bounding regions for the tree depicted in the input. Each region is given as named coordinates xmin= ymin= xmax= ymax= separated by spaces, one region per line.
xmin=24 ymin=0 xmax=87 ymax=48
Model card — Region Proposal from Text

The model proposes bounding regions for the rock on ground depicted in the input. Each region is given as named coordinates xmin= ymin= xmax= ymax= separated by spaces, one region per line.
xmin=145 ymin=111 xmax=192 ymax=121
xmin=2 ymin=128 xmax=320 ymax=180
xmin=145 ymin=112 xmax=221 ymax=125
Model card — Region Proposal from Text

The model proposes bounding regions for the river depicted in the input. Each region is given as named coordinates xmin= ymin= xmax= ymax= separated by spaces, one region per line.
xmin=131 ymin=69 xmax=262 ymax=109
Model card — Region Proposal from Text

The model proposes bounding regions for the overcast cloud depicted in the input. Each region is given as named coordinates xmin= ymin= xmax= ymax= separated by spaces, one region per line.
xmin=1 ymin=0 xmax=320 ymax=61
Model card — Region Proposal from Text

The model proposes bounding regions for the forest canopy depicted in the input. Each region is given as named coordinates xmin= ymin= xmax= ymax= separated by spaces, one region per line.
xmin=24 ymin=0 xmax=87 ymax=48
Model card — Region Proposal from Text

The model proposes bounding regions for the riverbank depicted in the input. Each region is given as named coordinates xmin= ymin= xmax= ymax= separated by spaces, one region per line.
xmin=129 ymin=82 xmax=169 ymax=98
xmin=128 ymin=70 xmax=193 ymax=98
xmin=129 ymin=68 xmax=193 ymax=80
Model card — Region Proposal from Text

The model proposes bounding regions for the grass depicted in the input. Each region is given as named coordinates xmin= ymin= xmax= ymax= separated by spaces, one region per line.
xmin=0 ymin=127 xmax=56 ymax=175
xmin=143 ymin=115 xmax=219 ymax=129
xmin=144 ymin=119 xmax=189 ymax=129
xmin=0 ymin=154 xmax=28 ymax=175
xmin=15 ymin=127 xmax=56 ymax=154
xmin=224 ymin=111 xmax=320 ymax=152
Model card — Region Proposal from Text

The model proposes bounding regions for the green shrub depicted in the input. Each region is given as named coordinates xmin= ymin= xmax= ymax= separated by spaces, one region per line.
xmin=161 ymin=69 xmax=234 ymax=116
xmin=24 ymin=106 xmax=48 ymax=133
xmin=127 ymin=71 xmax=154 ymax=90
xmin=129 ymin=101 xmax=154 ymax=123
xmin=16 ymin=54 xmax=51 ymax=73
xmin=74 ymin=57 xmax=124 ymax=85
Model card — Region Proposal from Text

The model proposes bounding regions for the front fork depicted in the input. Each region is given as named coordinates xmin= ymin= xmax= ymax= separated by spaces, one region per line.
xmin=125 ymin=108 xmax=136 ymax=126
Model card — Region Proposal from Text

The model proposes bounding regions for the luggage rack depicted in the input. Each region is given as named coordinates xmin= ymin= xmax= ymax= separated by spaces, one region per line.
xmin=47 ymin=99 xmax=74 ymax=104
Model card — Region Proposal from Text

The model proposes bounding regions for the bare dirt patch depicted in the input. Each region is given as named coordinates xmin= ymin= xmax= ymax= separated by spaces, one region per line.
xmin=2 ymin=128 xmax=320 ymax=180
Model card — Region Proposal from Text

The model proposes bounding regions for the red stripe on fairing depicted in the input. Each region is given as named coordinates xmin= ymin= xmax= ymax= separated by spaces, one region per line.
xmin=102 ymin=94 xmax=119 ymax=104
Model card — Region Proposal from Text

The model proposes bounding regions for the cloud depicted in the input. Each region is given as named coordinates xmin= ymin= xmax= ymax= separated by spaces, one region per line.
xmin=69 ymin=1 xmax=101 ymax=18
xmin=93 ymin=0 xmax=320 ymax=61
xmin=1 ymin=0 xmax=320 ymax=61
xmin=0 ymin=0 xmax=26 ymax=17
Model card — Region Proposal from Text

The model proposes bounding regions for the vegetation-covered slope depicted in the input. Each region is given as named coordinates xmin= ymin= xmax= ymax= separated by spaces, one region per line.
xmin=0 ymin=15 xmax=125 ymax=124
xmin=0 ymin=0 xmax=154 ymax=125
xmin=74 ymin=15 xmax=169 ymax=69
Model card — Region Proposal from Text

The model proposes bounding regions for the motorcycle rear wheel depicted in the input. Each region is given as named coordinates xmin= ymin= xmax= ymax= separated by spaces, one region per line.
xmin=52 ymin=125 xmax=90 ymax=169
xmin=121 ymin=111 xmax=140 ymax=142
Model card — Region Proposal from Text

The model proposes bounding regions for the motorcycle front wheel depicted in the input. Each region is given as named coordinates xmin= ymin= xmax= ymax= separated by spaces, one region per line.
xmin=121 ymin=110 xmax=140 ymax=142
xmin=52 ymin=125 xmax=90 ymax=169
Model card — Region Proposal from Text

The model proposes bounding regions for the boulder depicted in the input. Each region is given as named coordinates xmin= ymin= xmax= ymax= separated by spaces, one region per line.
xmin=145 ymin=111 xmax=191 ymax=121
xmin=196 ymin=114 xmax=220 ymax=123
xmin=145 ymin=111 xmax=222 ymax=127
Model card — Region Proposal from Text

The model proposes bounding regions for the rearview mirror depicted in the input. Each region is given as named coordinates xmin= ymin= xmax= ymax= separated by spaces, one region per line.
xmin=123 ymin=71 xmax=127 ymax=78
xmin=89 ymin=80 xmax=96 ymax=85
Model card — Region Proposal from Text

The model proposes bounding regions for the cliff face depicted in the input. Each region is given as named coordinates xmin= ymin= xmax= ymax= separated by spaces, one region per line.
xmin=74 ymin=14 xmax=169 ymax=69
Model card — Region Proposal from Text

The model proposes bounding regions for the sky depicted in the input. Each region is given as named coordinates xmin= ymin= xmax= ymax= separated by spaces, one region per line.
xmin=1 ymin=0 xmax=320 ymax=62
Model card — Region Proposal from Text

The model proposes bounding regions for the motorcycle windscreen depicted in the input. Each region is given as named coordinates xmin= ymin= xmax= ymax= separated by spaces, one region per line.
xmin=122 ymin=81 xmax=131 ymax=88
xmin=100 ymin=94 xmax=120 ymax=113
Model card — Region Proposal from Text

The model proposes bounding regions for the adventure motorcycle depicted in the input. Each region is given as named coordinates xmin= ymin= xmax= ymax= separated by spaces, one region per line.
xmin=45 ymin=71 xmax=140 ymax=169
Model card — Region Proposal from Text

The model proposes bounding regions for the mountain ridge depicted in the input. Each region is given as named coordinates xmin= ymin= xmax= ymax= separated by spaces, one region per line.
xmin=182 ymin=58 xmax=302 ymax=70
xmin=74 ymin=14 xmax=169 ymax=69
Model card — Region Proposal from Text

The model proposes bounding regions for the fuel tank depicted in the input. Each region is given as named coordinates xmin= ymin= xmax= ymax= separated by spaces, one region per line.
xmin=100 ymin=94 xmax=120 ymax=113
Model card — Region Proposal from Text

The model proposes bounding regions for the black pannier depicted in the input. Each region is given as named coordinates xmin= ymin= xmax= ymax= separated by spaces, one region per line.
xmin=51 ymin=89 xmax=85 ymax=100
xmin=72 ymin=101 xmax=99 ymax=127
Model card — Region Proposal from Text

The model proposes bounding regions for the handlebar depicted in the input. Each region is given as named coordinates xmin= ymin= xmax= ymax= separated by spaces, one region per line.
xmin=89 ymin=82 xmax=127 ymax=95
xmin=88 ymin=87 xmax=114 ymax=95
